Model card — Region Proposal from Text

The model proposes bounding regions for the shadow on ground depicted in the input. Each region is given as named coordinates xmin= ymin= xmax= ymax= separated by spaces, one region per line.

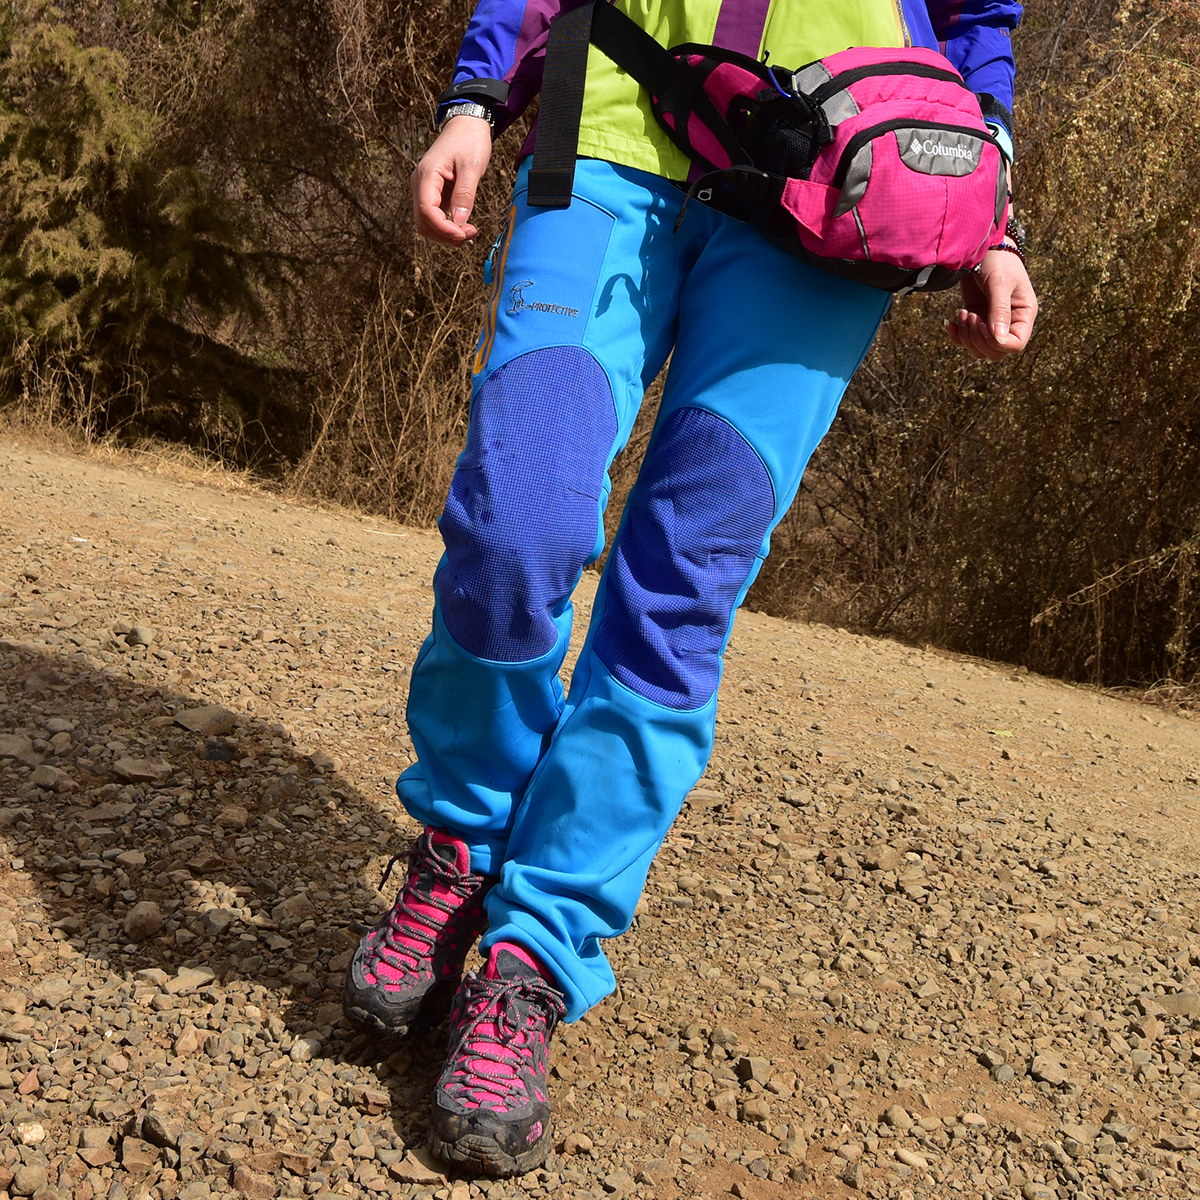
xmin=0 ymin=637 xmax=456 ymax=1153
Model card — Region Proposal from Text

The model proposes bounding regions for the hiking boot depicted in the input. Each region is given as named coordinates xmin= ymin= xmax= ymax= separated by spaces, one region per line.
xmin=429 ymin=942 xmax=567 ymax=1177
xmin=343 ymin=827 xmax=495 ymax=1037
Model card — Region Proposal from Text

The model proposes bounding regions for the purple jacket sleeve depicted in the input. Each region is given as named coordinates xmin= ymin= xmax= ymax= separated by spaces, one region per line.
xmin=923 ymin=0 xmax=1023 ymax=146
xmin=442 ymin=0 xmax=589 ymax=135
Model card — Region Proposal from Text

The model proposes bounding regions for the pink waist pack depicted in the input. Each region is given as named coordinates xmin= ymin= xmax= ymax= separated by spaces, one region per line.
xmin=530 ymin=2 xmax=1010 ymax=293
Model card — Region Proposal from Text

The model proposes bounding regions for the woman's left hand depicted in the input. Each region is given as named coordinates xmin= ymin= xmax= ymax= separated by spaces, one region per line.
xmin=945 ymin=247 xmax=1038 ymax=361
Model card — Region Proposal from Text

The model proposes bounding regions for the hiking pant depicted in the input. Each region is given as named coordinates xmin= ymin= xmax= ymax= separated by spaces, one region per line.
xmin=397 ymin=157 xmax=888 ymax=1021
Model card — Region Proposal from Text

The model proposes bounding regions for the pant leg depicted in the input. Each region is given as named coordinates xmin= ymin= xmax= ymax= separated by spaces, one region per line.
xmin=397 ymin=159 xmax=690 ymax=874
xmin=482 ymin=210 xmax=891 ymax=1019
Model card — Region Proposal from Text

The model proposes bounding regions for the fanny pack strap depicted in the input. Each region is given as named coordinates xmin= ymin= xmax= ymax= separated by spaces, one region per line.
xmin=529 ymin=0 xmax=741 ymax=207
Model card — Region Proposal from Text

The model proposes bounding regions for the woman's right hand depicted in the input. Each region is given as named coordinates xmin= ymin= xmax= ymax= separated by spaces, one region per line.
xmin=410 ymin=116 xmax=494 ymax=245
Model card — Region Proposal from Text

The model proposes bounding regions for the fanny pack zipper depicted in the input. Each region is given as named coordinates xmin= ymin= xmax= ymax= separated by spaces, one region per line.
xmin=805 ymin=60 xmax=966 ymax=108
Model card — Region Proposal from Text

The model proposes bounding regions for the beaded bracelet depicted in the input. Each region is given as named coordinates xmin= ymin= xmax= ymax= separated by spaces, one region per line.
xmin=986 ymin=216 xmax=1027 ymax=264
xmin=985 ymin=242 xmax=1025 ymax=264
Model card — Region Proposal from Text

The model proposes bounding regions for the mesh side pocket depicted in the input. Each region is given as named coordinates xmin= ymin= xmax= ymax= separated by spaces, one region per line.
xmin=742 ymin=98 xmax=821 ymax=179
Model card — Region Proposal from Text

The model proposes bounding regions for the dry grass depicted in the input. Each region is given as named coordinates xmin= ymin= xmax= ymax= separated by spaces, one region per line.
xmin=0 ymin=401 xmax=269 ymax=499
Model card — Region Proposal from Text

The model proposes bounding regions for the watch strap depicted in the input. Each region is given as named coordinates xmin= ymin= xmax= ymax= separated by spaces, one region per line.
xmin=437 ymin=100 xmax=494 ymax=130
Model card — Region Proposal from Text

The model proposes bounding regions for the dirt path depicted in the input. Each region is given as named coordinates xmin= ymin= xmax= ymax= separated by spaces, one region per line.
xmin=2 ymin=435 xmax=1199 ymax=1200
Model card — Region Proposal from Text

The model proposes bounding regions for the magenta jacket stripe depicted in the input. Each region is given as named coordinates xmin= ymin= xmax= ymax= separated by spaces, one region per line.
xmin=711 ymin=0 xmax=773 ymax=57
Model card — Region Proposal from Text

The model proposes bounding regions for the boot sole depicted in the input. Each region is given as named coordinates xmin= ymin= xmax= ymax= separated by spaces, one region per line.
xmin=427 ymin=1126 xmax=552 ymax=1178
xmin=343 ymin=977 xmax=458 ymax=1038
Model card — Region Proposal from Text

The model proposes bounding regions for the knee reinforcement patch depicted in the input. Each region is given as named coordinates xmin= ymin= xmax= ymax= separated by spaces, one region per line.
xmin=438 ymin=347 xmax=618 ymax=662
xmin=594 ymin=406 xmax=774 ymax=709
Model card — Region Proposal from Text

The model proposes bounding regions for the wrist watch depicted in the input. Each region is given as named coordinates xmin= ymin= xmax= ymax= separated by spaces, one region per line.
xmin=437 ymin=100 xmax=494 ymax=131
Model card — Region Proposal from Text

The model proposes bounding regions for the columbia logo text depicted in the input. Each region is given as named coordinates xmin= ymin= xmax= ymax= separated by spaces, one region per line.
xmin=908 ymin=136 xmax=975 ymax=163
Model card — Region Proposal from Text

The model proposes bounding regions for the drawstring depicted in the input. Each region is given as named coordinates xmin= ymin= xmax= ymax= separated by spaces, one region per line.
xmin=673 ymin=167 xmax=774 ymax=232
xmin=673 ymin=171 xmax=723 ymax=232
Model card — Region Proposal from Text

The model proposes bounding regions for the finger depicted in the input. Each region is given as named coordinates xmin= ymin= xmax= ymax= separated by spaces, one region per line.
xmin=445 ymin=151 xmax=491 ymax=239
xmin=944 ymin=311 xmax=972 ymax=350
xmin=988 ymin=293 xmax=1014 ymax=347
xmin=982 ymin=254 xmax=1039 ymax=351
xmin=970 ymin=308 xmax=1008 ymax=358
xmin=425 ymin=210 xmax=478 ymax=243
xmin=977 ymin=298 xmax=1034 ymax=357
xmin=946 ymin=311 xmax=1006 ymax=361
xmin=448 ymin=170 xmax=482 ymax=230
xmin=1005 ymin=293 xmax=1039 ymax=351
xmin=412 ymin=166 xmax=476 ymax=244
xmin=411 ymin=163 xmax=449 ymax=230
xmin=1000 ymin=318 xmax=1031 ymax=353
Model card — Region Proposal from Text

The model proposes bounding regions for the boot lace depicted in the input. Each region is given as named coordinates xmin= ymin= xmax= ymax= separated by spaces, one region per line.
xmin=443 ymin=973 xmax=566 ymax=1112
xmin=372 ymin=835 xmax=489 ymax=973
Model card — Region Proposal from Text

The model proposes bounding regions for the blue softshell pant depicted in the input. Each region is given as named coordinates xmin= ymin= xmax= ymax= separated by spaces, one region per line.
xmin=397 ymin=158 xmax=889 ymax=1021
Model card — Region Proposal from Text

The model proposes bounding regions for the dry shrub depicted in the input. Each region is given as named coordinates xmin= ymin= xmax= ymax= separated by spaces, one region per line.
xmin=752 ymin=0 xmax=1200 ymax=692
xmin=178 ymin=0 xmax=513 ymax=520
xmin=285 ymin=260 xmax=472 ymax=522
xmin=7 ymin=0 xmax=500 ymax=507
xmin=13 ymin=0 xmax=1200 ymax=694
xmin=0 ymin=0 xmax=287 ymax=455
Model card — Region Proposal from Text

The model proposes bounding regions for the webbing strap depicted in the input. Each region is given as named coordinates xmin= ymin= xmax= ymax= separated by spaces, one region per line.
xmin=529 ymin=1 xmax=691 ymax=208
xmin=590 ymin=0 xmax=682 ymax=95
xmin=528 ymin=4 xmax=596 ymax=208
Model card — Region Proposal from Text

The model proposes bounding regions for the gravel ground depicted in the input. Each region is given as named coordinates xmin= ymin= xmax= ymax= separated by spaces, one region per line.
xmin=2 ymin=434 xmax=1200 ymax=1200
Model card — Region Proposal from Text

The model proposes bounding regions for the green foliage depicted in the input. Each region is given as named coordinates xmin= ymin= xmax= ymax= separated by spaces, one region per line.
xmin=0 ymin=10 xmax=146 ymax=348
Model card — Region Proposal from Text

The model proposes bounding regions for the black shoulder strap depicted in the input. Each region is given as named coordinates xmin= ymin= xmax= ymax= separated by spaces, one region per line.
xmin=527 ymin=4 xmax=596 ymax=208
xmin=529 ymin=1 xmax=758 ymax=208
xmin=529 ymin=1 xmax=686 ymax=207
xmin=590 ymin=0 xmax=681 ymax=94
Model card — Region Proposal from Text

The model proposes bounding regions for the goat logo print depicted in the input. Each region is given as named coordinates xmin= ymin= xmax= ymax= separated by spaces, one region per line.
xmin=508 ymin=279 xmax=533 ymax=314
xmin=508 ymin=279 xmax=579 ymax=318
